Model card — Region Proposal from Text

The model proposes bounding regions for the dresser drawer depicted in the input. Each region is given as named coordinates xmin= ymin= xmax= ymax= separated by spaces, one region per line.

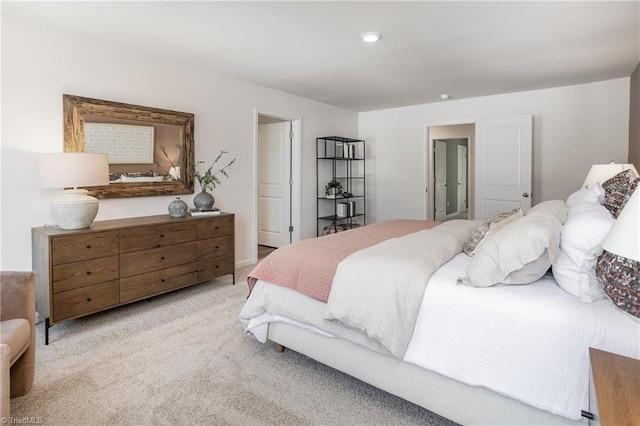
xmin=119 ymin=222 xmax=197 ymax=253
xmin=51 ymin=231 xmax=118 ymax=265
xmin=198 ymin=253 xmax=235 ymax=281
xmin=52 ymin=280 xmax=119 ymax=322
xmin=120 ymin=263 xmax=198 ymax=302
xmin=120 ymin=242 xmax=197 ymax=277
xmin=197 ymin=235 xmax=234 ymax=260
xmin=52 ymin=256 xmax=119 ymax=293
xmin=197 ymin=215 xmax=234 ymax=239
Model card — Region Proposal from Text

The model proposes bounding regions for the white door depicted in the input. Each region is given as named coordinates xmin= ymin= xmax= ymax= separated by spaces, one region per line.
xmin=435 ymin=140 xmax=447 ymax=221
xmin=475 ymin=115 xmax=532 ymax=220
xmin=457 ymin=145 xmax=467 ymax=213
xmin=258 ymin=122 xmax=291 ymax=248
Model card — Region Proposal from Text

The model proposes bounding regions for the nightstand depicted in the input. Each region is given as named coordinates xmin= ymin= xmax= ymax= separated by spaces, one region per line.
xmin=589 ymin=347 xmax=640 ymax=426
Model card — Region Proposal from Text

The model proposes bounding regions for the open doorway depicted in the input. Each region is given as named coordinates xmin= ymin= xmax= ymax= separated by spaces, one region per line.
xmin=255 ymin=112 xmax=301 ymax=262
xmin=427 ymin=123 xmax=475 ymax=221
xmin=434 ymin=138 xmax=468 ymax=221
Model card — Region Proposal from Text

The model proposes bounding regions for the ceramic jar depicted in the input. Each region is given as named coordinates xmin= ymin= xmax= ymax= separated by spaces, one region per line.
xmin=168 ymin=197 xmax=188 ymax=217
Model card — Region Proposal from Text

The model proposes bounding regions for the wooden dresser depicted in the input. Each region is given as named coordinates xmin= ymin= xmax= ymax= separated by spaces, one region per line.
xmin=32 ymin=213 xmax=234 ymax=344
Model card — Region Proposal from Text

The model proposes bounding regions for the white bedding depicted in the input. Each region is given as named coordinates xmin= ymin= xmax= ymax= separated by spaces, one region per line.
xmin=406 ymin=253 xmax=640 ymax=420
xmin=241 ymin=252 xmax=640 ymax=421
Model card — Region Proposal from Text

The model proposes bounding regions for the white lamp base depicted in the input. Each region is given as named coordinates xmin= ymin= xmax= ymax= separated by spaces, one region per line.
xmin=50 ymin=189 xmax=100 ymax=230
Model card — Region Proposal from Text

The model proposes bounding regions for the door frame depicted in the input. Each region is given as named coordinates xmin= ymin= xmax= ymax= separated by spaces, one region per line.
xmin=253 ymin=109 xmax=301 ymax=264
xmin=434 ymin=140 xmax=447 ymax=221
xmin=456 ymin=144 xmax=468 ymax=214
xmin=424 ymin=119 xmax=477 ymax=221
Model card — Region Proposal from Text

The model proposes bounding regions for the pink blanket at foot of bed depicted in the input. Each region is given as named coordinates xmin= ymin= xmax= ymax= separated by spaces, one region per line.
xmin=247 ymin=219 xmax=439 ymax=302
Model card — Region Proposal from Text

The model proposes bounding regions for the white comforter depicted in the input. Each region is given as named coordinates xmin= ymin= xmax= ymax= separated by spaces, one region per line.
xmin=406 ymin=253 xmax=640 ymax=420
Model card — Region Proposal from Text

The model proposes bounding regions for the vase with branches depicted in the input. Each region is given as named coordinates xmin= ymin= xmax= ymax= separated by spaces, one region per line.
xmin=192 ymin=150 xmax=236 ymax=210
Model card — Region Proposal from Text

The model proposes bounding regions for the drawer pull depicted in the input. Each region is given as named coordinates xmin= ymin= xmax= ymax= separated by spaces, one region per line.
xmin=215 ymin=265 xmax=219 ymax=269
xmin=160 ymin=256 xmax=165 ymax=260
xmin=157 ymin=244 xmax=161 ymax=248
xmin=215 ymin=246 xmax=219 ymax=249
xmin=86 ymin=297 xmax=92 ymax=302
xmin=86 ymin=245 xmax=92 ymax=249
xmin=161 ymin=279 xmax=166 ymax=283
xmin=86 ymin=271 xmax=92 ymax=275
xmin=160 ymin=234 xmax=165 ymax=238
xmin=215 ymin=226 xmax=219 ymax=230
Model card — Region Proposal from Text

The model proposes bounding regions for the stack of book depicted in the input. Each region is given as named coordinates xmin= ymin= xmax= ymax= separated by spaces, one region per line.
xmin=189 ymin=208 xmax=221 ymax=216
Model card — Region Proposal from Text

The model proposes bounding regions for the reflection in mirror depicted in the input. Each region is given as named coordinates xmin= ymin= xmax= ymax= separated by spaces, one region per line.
xmin=63 ymin=94 xmax=194 ymax=199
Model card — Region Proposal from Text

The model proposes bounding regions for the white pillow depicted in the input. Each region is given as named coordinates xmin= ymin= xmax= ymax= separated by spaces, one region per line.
xmin=462 ymin=209 xmax=523 ymax=256
xmin=502 ymin=250 xmax=552 ymax=284
xmin=565 ymin=183 xmax=605 ymax=210
xmin=552 ymin=202 xmax=614 ymax=301
xmin=526 ymin=199 xmax=568 ymax=224
xmin=465 ymin=214 xmax=562 ymax=287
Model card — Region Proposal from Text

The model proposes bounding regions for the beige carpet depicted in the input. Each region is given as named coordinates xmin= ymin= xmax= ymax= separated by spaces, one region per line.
xmin=11 ymin=265 xmax=456 ymax=425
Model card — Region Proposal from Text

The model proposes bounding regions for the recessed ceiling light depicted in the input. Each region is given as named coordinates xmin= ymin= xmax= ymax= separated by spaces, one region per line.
xmin=361 ymin=32 xmax=381 ymax=43
xmin=440 ymin=94 xmax=451 ymax=100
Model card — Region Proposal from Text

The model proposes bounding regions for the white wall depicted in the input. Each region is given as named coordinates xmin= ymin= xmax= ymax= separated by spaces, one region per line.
xmin=359 ymin=79 xmax=630 ymax=224
xmin=1 ymin=13 xmax=357 ymax=270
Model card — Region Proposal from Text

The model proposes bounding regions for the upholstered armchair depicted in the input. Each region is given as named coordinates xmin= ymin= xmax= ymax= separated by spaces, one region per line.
xmin=0 ymin=271 xmax=35 ymax=419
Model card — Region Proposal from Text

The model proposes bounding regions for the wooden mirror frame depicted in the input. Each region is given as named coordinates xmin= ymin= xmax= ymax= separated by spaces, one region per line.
xmin=63 ymin=94 xmax=194 ymax=199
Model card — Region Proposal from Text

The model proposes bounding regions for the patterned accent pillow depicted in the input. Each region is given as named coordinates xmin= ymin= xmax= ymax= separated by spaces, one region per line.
xmin=602 ymin=170 xmax=640 ymax=218
xmin=463 ymin=208 xmax=523 ymax=256
xmin=597 ymin=251 xmax=640 ymax=319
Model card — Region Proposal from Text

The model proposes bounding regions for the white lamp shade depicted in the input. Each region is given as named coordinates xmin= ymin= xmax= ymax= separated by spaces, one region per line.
xmin=38 ymin=153 xmax=109 ymax=188
xmin=602 ymin=187 xmax=640 ymax=261
xmin=582 ymin=163 xmax=639 ymax=189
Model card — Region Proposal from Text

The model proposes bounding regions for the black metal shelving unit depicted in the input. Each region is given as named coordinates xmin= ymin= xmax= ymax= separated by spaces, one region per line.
xmin=316 ymin=136 xmax=366 ymax=236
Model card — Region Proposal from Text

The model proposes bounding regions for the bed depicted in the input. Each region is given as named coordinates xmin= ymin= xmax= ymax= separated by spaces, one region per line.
xmin=240 ymin=176 xmax=640 ymax=426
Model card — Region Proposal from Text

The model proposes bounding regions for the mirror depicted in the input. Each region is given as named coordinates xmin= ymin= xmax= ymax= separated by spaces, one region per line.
xmin=63 ymin=94 xmax=194 ymax=199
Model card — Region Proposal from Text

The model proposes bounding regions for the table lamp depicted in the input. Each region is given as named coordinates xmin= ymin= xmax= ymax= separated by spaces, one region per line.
xmin=582 ymin=162 xmax=639 ymax=189
xmin=38 ymin=153 xmax=110 ymax=229
xmin=601 ymin=187 xmax=640 ymax=262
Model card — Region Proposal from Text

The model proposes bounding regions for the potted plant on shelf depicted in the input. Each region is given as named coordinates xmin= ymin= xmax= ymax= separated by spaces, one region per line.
xmin=325 ymin=179 xmax=343 ymax=199
xmin=192 ymin=150 xmax=236 ymax=211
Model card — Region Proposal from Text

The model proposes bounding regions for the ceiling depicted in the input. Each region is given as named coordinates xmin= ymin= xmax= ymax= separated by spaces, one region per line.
xmin=6 ymin=1 xmax=640 ymax=112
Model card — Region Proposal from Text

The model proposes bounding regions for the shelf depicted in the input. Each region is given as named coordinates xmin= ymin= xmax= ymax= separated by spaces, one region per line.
xmin=318 ymin=214 xmax=365 ymax=221
xmin=317 ymin=136 xmax=366 ymax=237
xmin=317 ymin=136 xmax=363 ymax=143
xmin=318 ymin=156 xmax=364 ymax=161
xmin=318 ymin=195 xmax=364 ymax=200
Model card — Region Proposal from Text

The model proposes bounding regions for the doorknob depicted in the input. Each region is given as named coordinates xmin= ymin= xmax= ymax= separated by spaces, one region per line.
xmin=522 ymin=193 xmax=530 ymax=198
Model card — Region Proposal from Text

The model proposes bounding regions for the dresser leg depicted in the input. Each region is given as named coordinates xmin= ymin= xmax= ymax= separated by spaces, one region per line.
xmin=232 ymin=272 xmax=236 ymax=285
xmin=45 ymin=317 xmax=50 ymax=345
